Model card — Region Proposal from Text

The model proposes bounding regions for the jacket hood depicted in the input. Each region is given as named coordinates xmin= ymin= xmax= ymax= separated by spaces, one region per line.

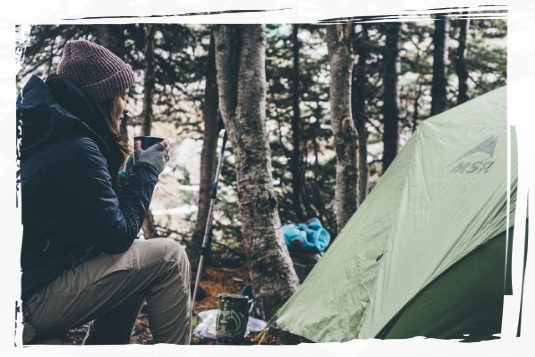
xmin=17 ymin=75 xmax=119 ymax=163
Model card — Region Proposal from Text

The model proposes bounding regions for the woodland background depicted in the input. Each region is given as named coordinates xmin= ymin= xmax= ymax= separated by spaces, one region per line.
xmin=16 ymin=17 xmax=506 ymax=327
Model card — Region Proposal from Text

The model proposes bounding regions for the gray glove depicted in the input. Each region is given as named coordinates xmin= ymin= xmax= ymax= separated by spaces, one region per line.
xmin=133 ymin=143 xmax=169 ymax=174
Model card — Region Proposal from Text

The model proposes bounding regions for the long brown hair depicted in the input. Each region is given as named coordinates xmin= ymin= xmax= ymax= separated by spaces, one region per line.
xmin=99 ymin=98 xmax=130 ymax=156
xmin=99 ymin=97 xmax=131 ymax=191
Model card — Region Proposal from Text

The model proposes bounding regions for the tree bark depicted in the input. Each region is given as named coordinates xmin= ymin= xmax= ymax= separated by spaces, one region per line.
xmin=142 ymin=209 xmax=157 ymax=239
xmin=326 ymin=24 xmax=358 ymax=234
xmin=141 ymin=24 xmax=157 ymax=136
xmin=213 ymin=24 xmax=299 ymax=320
xmin=382 ymin=22 xmax=401 ymax=174
xmin=187 ymin=33 xmax=219 ymax=264
xmin=290 ymin=24 xmax=306 ymax=222
xmin=141 ymin=24 xmax=158 ymax=238
xmin=431 ymin=15 xmax=449 ymax=115
xmin=352 ymin=24 xmax=370 ymax=206
xmin=455 ymin=16 xmax=470 ymax=104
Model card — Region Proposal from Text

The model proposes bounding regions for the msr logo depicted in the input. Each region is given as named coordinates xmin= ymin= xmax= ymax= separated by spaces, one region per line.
xmin=449 ymin=135 xmax=497 ymax=174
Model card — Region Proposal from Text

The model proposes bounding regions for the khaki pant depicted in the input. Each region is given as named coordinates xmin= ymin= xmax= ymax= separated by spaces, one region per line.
xmin=22 ymin=238 xmax=191 ymax=345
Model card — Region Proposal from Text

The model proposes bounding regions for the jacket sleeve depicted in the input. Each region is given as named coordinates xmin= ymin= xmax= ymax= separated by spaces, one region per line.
xmin=55 ymin=137 xmax=159 ymax=254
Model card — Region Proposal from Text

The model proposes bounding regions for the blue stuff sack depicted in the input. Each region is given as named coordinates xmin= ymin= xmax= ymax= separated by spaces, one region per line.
xmin=282 ymin=217 xmax=330 ymax=254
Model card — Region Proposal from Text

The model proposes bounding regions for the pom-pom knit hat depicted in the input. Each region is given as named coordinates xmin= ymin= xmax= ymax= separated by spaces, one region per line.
xmin=57 ymin=39 xmax=135 ymax=102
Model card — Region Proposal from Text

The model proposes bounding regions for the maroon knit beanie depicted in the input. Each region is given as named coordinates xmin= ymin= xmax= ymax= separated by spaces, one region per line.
xmin=57 ymin=39 xmax=135 ymax=102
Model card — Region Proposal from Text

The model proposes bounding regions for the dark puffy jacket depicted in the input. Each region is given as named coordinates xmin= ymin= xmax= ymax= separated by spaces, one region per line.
xmin=18 ymin=75 xmax=159 ymax=301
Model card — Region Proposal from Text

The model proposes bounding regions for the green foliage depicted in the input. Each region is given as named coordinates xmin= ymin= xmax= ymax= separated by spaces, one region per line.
xmin=463 ymin=19 xmax=507 ymax=95
xmin=265 ymin=24 xmax=337 ymax=234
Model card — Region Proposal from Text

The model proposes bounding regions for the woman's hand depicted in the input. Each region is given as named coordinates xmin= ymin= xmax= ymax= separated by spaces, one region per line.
xmin=158 ymin=139 xmax=170 ymax=152
xmin=133 ymin=139 xmax=170 ymax=174
xmin=133 ymin=139 xmax=169 ymax=151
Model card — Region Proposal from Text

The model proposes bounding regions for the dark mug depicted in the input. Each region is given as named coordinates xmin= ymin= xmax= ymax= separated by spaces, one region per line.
xmin=133 ymin=136 xmax=164 ymax=150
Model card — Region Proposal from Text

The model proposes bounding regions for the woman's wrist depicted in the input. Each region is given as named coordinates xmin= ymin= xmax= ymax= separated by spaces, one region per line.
xmin=119 ymin=170 xmax=130 ymax=179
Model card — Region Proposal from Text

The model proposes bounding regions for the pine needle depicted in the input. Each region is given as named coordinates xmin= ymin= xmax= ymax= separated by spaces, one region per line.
xmin=254 ymin=327 xmax=270 ymax=345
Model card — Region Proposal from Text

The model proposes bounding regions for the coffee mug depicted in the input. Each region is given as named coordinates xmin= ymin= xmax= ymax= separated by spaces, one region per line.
xmin=133 ymin=136 xmax=164 ymax=150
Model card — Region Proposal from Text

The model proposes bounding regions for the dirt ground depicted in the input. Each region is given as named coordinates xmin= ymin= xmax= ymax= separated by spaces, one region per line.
xmin=65 ymin=263 xmax=312 ymax=345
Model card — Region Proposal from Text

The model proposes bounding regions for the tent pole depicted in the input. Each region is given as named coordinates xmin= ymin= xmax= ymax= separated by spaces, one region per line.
xmin=191 ymin=129 xmax=228 ymax=314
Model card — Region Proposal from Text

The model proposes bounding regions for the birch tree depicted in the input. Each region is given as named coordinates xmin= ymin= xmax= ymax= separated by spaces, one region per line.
xmin=326 ymin=24 xmax=358 ymax=234
xmin=352 ymin=24 xmax=370 ymax=206
xmin=213 ymin=24 xmax=299 ymax=319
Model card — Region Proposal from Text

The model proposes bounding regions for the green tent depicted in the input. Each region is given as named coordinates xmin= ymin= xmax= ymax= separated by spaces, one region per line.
xmin=274 ymin=86 xmax=518 ymax=342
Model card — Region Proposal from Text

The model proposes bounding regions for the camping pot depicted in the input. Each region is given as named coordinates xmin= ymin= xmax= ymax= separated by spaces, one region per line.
xmin=215 ymin=294 xmax=251 ymax=345
xmin=133 ymin=136 xmax=164 ymax=150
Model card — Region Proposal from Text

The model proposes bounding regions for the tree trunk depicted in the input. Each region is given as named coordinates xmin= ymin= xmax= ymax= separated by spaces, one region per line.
xmin=431 ymin=15 xmax=449 ymax=115
xmin=213 ymin=24 xmax=300 ymax=320
xmin=290 ymin=24 xmax=306 ymax=222
xmin=187 ymin=33 xmax=219 ymax=264
xmin=352 ymin=24 xmax=370 ymax=207
xmin=141 ymin=24 xmax=157 ymax=136
xmin=142 ymin=209 xmax=157 ymax=239
xmin=455 ymin=16 xmax=470 ymax=104
xmin=382 ymin=22 xmax=401 ymax=174
xmin=326 ymin=24 xmax=358 ymax=234
xmin=141 ymin=24 xmax=158 ymax=238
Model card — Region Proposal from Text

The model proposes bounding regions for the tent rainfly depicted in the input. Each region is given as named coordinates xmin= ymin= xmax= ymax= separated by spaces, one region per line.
xmin=273 ymin=86 xmax=521 ymax=342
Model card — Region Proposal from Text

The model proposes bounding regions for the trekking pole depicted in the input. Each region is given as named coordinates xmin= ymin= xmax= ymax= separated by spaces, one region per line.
xmin=191 ymin=127 xmax=228 ymax=314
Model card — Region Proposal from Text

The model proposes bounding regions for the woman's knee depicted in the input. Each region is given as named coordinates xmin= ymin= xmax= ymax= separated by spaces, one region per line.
xmin=162 ymin=239 xmax=189 ymax=267
xmin=128 ymin=239 xmax=189 ymax=270
xmin=150 ymin=239 xmax=190 ymax=291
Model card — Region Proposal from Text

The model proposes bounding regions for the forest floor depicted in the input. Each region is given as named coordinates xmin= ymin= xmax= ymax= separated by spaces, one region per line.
xmin=65 ymin=262 xmax=313 ymax=345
